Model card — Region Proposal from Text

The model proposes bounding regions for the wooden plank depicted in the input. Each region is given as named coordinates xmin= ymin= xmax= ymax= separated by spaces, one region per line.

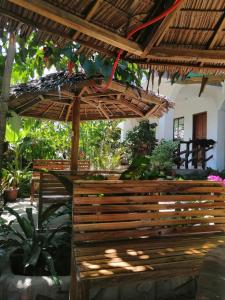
xmin=74 ymin=185 xmax=225 ymax=194
xmin=77 ymin=247 xmax=209 ymax=263
xmin=76 ymin=244 xmax=218 ymax=262
xmin=73 ymin=179 xmax=223 ymax=186
xmin=79 ymin=252 xmax=205 ymax=273
xmin=74 ymin=194 xmax=225 ymax=204
xmin=74 ymin=209 xmax=225 ymax=223
xmin=74 ymin=227 xmax=225 ymax=242
xmin=9 ymin=0 xmax=143 ymax=56
xmin=74 ymin=202 xmax=225 ymax=214
xmin=74 ymin=216 xmax=225 ymax=232
xmin=75 ymin=235 xmax=225 ymax=254
xmin=80 ymin=259 xmax=202 ymax=279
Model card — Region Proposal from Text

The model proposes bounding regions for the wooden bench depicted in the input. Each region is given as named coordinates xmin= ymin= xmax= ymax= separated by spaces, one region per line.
xmin=31 ymin=159 xmax=90 ymax=202
xmin=38 ymin=172 xmax=72 ymax=227
xmin=71 ymin=180 xmax=225 ymax=300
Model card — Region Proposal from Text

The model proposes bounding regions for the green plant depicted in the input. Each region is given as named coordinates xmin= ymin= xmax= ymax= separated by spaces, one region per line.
xmin=2 ymin=163 xmax=31 ymax=189
xmin=123 ymin=120 xmax=157 ymax=162
xmin=150 ymin=140 xmax=179 ymax=176
xmin=80 ymin=120 xmax=124 ymax=170
xmin=0 ymin=203 xmax=71 ymax=287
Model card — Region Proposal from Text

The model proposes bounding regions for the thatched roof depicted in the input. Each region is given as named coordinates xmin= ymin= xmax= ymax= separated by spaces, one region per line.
xmin=1 ymin=0 xmax=225 ymax=76
xmin=9 ymin=72 xmax=173 ymax=121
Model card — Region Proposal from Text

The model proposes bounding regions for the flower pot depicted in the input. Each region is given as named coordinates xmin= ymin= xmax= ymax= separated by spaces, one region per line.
xmin=3 ymin=188 xmax=19 ymax=202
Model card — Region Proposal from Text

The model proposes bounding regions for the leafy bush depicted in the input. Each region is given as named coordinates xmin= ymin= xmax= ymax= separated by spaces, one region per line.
xmin=123 ymin=120 xmax=157 ymax=161
xmin=150 ymin=140 xmax=179 ymax=175
xmin=0 ymin=203 xmax=71 ymax=287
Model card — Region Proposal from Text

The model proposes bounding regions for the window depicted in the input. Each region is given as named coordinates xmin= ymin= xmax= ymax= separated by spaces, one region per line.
xmin=173 ymin=117 xmax=184 ymax=140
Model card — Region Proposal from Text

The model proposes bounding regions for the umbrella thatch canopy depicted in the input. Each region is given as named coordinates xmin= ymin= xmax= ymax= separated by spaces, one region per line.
xmin=1 ymin=0 xmax=225 ymax=76
xmin=9 ymin=72 xmax=173 ymax=121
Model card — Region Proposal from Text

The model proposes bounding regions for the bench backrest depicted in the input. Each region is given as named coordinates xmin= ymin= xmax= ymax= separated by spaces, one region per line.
xmin=73 ymin=180 xmax=225 ymax=243
xmin=33 ymin=159 xmax=90 ymax=171
xmin=40 ymin=172 xmax=71 ymax=199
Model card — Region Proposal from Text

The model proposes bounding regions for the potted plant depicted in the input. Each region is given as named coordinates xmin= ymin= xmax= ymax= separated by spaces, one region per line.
xmin=0 ymin=203 xmax=71 ymax=299
xmin=2 ymin=163 xmax=32 ymax=202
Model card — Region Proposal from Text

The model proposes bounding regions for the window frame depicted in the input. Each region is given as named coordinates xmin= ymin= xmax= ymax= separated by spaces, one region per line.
xmin=173 ymin=117 xmax=184 ymax=141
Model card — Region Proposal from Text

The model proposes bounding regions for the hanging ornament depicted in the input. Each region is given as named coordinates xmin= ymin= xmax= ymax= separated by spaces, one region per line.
xmin=67 ymin=60 xmax=74 ymax=74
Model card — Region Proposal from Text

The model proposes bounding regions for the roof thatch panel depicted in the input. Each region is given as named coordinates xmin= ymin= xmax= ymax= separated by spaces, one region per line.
xmin=1 ymin=0 xmax=225 ymax=75
xmin=9 ymin=72 xmax=173 ymax=121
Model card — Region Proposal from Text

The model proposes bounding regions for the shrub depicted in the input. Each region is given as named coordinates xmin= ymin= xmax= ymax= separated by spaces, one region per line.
xmin=150 ymin=140 xmax=179 ymax=175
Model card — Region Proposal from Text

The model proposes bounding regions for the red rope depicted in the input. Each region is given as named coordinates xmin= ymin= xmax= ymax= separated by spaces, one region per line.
xmin=95 ymin=0 xmax=182 ymax=91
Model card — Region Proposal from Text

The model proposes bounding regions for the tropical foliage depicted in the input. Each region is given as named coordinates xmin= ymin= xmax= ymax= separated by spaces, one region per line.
xmin=123 ymin=120 xmax=157 ymax=162
xmin=80 ymin=120 xmax=123 ymax=169
xmin=150 ymin=140 xmax=179 ymax=175
xmin=0 ymin=203 xmax=71 ymax=287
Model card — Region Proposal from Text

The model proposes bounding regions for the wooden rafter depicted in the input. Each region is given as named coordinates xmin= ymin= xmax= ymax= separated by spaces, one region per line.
xmin=16 ymin=95 xmax=44 ymax=114
xmin=129 ymin=60 xmax=225 ymax=74
xmin=148 ymin=47 xmax=225 ymax=64
xmin=42 ymin=97 xmax=71 ymax=105
xmin=0 ymin=7 xmax=117 ymax=58
xmin=65 ymin=104 xmax=72 ymax=121
xmin=59 ymin=105 xmax=66 ymax=119
xmin=208 ymin=12 xmax=225 ymax=49
xmin=145 ymin=105 xmax=159 ymax=118
xmin=81 ymin=91 xmax=122 ymax=99
xmin=72 ymin=0 xmax=103 ymax=40
xmin=119 ymin=97 xmax=144 ymax=117
xmin=98 ymin=104 xmax=110 ymax=119
xmin=142 ymin=0 xmax=185 ymax=56
xmin=9 ymin=0 xmax=143 ymax=56
xmin=41 ymin=102 xmax=54 ymax=117
xmin=107 ymin=81 xmax=162 ymax=105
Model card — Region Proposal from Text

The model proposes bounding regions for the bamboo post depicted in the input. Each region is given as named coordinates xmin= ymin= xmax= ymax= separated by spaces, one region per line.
xmin=71 ymin=97 xmax=80 ymax=173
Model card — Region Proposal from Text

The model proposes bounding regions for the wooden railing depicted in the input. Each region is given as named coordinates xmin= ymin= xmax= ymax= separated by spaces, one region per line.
xmin=174 ymin=139 xmax=216 ymax=170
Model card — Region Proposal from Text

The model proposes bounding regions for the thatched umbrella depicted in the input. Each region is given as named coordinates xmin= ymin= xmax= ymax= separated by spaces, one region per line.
xmin=9 ymin=71 xmax=173 ymax=171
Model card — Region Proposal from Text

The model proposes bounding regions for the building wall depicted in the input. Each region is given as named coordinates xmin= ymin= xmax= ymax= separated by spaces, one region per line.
xmin=157 ymin=83 xmax=225 ymax=170
xmin=121 ymin=80 xmax=225 ymax=170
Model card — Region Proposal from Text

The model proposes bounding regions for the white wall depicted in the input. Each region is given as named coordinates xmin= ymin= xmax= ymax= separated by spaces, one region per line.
xmin=158 ymin=83 xmax=225 ymax=170
xmin=121 ymin=78 xmax=225 ymax=170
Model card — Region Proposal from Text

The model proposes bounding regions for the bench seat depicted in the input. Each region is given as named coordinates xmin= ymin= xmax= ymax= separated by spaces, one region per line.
xmin=74 ymin=234 xmax=225 ymax=283
xmin=71 ymin=180 xmax=225 ymax=300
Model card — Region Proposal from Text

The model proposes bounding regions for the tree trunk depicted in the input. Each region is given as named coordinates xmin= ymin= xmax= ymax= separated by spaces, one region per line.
xmin=0 ymin=32 xmax=16 ymax=178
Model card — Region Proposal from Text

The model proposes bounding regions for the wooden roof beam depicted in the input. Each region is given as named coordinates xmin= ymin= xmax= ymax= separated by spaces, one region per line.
xmin=119 ymin=97 xmax=144 ymax=117
xmin=142 ymin=0 xmax=185 ymax=57
xmin=98 ymin=104 xmax=110 ymax=119
xmin=9 ymin=0 xmax=143 ymax=56
xmin=81 ymin=91 xmax=122 ymax=99
xmin=72 ymin=0 xmax=103 ymax=40
xmin=0 ymin=7 xmax=117 ymax=58
xmin=148 ymin=47 xmax=225 ymax=64
xmin=107 ymin=81 xmax=162 ymax=105
xmin=145 ymin=105 xmax=160 ymax=118
xmin=147 ymin=62 xmax=225 ymax=74
xmin=208 ymin=12 xmax=225 ymax=49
